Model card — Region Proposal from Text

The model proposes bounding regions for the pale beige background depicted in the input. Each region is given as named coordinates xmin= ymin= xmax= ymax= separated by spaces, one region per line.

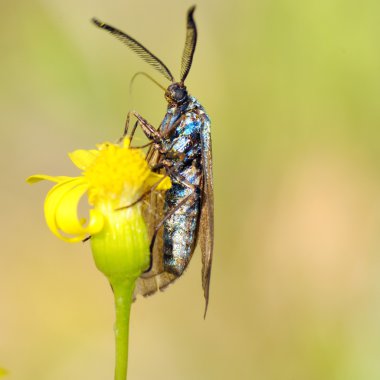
xmin=2 ymin=0 xmax=380 ymax=379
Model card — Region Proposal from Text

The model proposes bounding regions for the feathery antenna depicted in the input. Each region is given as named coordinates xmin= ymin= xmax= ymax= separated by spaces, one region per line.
xmin=180 ymin=6 xmax=197 ymax=83
xmin=92 ymin=18 xmax=174 ymax=82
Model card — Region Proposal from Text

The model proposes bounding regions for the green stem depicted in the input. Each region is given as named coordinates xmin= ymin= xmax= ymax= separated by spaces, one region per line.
xmin=111 ymin=278 xmax=136 ymax=380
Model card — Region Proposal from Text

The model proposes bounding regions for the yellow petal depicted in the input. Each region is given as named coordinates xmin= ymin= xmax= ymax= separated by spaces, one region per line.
xmin=122 ymin=137 xmax=131 ymax=148
xmin=145 ymin=172 xmax=172 ymax=191
xmin=68 ymin=149 xmax=99 ymax=170
xmin=44 ymin=178 xmax=89 ymax=242
xmin=156 ymin=176 xmax=172 ymax=191
xmin=55 ymin=183 xmax=104 ymax=237
xmin=26 ymin=175 xmax=73 ymax=184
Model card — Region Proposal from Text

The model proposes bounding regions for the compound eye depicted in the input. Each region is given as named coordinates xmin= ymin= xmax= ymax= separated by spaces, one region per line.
xmin=174 ymin=88 xmax=186 ymax=101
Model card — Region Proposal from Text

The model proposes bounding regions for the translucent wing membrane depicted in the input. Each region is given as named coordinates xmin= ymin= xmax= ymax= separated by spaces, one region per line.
xmin=199 ymin=115 xmax=214 ymax=317
xmin=135 ymin=189 xmax=177 ymax=298
xmin=92 ymin=18 xmax=174 ymax=82
xmin=180 ymin=6 xmax=198 ymax=83
xmin=134 ymin=135 xmax=178 ymax=297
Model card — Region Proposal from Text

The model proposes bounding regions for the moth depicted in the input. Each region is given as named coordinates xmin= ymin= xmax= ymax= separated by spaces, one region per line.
xmin=93 ymin=6 xmax=214 ymax=315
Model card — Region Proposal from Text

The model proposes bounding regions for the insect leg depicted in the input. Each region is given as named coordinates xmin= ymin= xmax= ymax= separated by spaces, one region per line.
xmin=149 ymin=165 xmax=201 ymax=257
xmin=116 ymin=166 xmax=169 ymax=210
xmin=118 ymin=111 xmax=135 ymax=142
xmin=144 ymin=108 xmax=198 ymax=156
xmin=127 ymin=119 xmax=139 ymax=142
xmin=149 ymin=187 xmax=198 ymax=255
xmin=119 ymin=110 xmax=163 ymax=145
xmin=129 ymin=141 xmax=154 ymax=150
xmin=146 ymin=117 xmax=170 ymax=162
xmin=82 ymin=161 xmax=167 ymax=243
xmin=130 ymin=111 xmax=162 ymax=142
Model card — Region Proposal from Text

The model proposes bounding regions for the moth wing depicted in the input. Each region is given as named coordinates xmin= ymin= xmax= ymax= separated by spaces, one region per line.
xmin=199 ymin=114 xmax=214 ymax=315
xmin=133 ymin=148 xmax=177 ymax=298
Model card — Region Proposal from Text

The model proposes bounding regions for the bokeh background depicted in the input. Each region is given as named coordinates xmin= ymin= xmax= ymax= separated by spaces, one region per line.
xmin=2 ymin=0 xmax=380 ymax=379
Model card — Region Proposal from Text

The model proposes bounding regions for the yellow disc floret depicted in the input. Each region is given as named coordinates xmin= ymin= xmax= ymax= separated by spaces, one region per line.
xmin=84 ymin=141 xmax=151 ymax=208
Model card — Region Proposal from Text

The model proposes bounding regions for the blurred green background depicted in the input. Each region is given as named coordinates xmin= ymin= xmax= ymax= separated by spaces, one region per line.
xmin=2 ymin=0 xmax=380 ymax=379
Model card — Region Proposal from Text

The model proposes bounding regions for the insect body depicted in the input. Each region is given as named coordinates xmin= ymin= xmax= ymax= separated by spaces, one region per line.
xmin=159 ymin=93 xmax=210 ymax=275
xmin=93 ymin=6 xmax=213 ymax=313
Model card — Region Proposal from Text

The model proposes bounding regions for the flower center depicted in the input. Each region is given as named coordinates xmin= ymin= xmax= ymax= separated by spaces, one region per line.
xmin=84 ymin=142 xmax=150 ymax=207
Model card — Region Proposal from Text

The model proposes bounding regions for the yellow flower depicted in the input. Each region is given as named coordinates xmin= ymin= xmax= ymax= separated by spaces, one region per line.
xmin=28 ymin=138 xmax=172 ymax=379
xmin=27 ymin=139 xmax=170 ymax=241
xmin=27 ymin=139 xmax=171 ymax=279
